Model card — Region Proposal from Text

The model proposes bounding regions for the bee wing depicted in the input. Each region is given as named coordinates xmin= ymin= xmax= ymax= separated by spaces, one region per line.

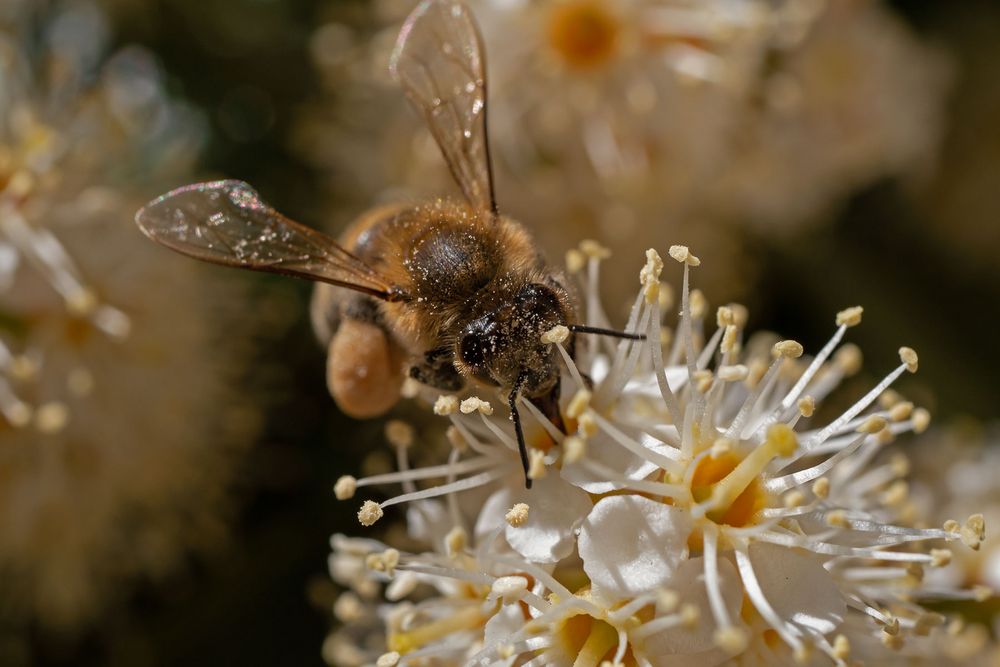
xmin=391 ymin=0 xmax=497 ymax=217
xmin=135 ymin=180 xmax=403 ymax=301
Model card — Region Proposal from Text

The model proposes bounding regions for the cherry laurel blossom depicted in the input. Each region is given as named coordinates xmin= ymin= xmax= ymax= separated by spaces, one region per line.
xmin=328 ymin=244 xmax=988 ymax=666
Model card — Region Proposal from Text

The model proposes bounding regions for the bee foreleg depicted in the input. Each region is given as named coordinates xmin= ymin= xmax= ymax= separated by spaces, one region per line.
xmin=409 ymin=347 xmax=465 ymax=391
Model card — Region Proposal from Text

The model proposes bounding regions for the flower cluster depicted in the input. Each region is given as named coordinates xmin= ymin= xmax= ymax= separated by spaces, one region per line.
xmin=0 ymin=1 xmax=255 ymax=629
xmin=325 ymin=244 xmax=989 ymax=666
xmin=297 ymin=0 xmax=949 ymax=303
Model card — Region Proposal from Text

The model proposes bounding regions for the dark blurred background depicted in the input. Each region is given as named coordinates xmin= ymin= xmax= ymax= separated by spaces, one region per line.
xmin=7 ymin=0 xmax=999 ymax=664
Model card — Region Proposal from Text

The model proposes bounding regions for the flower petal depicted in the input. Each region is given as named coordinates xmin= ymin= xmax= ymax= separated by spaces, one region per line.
xmin=502 ymin=473 xmax=593 ymax=563
xmin=748 ymin=541 xmax=846 ymax=635
xmin=644 ymin=557 xmax=743 ymax=661
xmin=579 ymin=495 xmax=691 ymax=600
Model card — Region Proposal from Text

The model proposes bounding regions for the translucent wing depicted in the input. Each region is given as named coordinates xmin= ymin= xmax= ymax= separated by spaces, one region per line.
xmin=135 ymin=180 xmax=405 ymax=301
xmin=391 ymin=0 xmax=497 ymax=216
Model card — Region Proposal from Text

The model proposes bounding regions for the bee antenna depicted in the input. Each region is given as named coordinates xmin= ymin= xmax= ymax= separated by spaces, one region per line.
xmin=568 ymin=324 xmax=646 ymax=341
xmin=509 ymin=371 xmax=532 ymax=489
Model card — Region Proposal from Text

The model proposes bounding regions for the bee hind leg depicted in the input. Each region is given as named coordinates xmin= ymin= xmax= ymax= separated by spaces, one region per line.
xmin=409 ymin=347 xmax=465 ymax=391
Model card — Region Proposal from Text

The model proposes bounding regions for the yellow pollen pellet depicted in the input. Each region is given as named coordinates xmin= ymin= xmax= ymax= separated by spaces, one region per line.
xmin=668 ymin=244 xmax=700 ymax=266
xmin=566 ymin=389 xmax=592 ymax=419
xmin=541 ymin=325 xmax=570 ymax=344
xmin=797 ymin=396 xmax=815 ymax=417
xmin=812 ymin=477 xmax=830 ymax=499
xmin=358 ymin=500 xmax=383 ymax=527
xmin=943 ymin=519 xmax=960 ymax=533
xmin=385 ymin=420 xmax=414 ymax=449
xmin=528 ymin=449 xmax=547 ymax=480
xmin=717 ymin=306 xmax=734 ymax=328
xmin=460 ymin=397 xmax=493 ymax=415
xmin=899 ymin=347 xmax=919 ymax=373
xmin=835 ymin=306 xmax=864 ymax=327
xmin=773 ymin=340 xmax=804 ymax=359
xmin=973 ymin=585 xmax=993 ymax=602
xmin=334 ymin=475 xmax=357 ymax=500
xmin=911 ymin=408 xmax=931 ymax=433
xmin=434 ymin=395 xmax=459 ymax=415
xmin=563 ymin=436 xmax=587 ymax=464
xmin=505 ymin=503 xmax=530 ymax=527
xmin=376 ymin=651 xmax=401 ymax=667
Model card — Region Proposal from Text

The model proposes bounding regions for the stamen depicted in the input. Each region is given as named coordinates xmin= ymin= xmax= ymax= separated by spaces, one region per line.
xmin=705 ymin=424 xmax=797 ymax=514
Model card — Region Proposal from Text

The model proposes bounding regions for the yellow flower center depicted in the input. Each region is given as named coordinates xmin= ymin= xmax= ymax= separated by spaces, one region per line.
xmin=547 ymin=1 xmax=620 ymax=70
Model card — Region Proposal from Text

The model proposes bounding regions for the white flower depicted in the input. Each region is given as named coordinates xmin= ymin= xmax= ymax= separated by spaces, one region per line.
xmin=0 ymin=2 xmax=255 ymax=630
xmin=296 ymin=0 xmax=948 ymax=303
xmin=329 ymin=242 xmax=986 ymax=665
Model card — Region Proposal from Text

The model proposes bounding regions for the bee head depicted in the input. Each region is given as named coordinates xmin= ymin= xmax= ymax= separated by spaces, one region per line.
xmin=456 ymin=282 xmax=569 ymax=395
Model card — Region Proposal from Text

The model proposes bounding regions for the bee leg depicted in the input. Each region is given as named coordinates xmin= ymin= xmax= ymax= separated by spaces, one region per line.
xmin=409 ymin=347 xmax=465 ymax=391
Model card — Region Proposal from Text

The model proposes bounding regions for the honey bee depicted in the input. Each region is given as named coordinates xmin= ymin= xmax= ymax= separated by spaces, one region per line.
xmin=134 ymin=0 xmax=641 ymax=487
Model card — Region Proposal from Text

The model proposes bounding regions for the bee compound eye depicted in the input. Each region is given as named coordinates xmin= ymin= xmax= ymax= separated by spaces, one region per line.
xmin=459 ymin=331 xmax=488 ymax=369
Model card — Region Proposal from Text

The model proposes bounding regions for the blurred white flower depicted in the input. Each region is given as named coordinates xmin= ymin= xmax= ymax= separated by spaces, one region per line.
xmin=0 ymin=1 xmax=257 ymax=630
xmin=297 ymin=0 xmax=949 ymax=303
xmin=326 ymin=242 xmax=986 ymax=665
